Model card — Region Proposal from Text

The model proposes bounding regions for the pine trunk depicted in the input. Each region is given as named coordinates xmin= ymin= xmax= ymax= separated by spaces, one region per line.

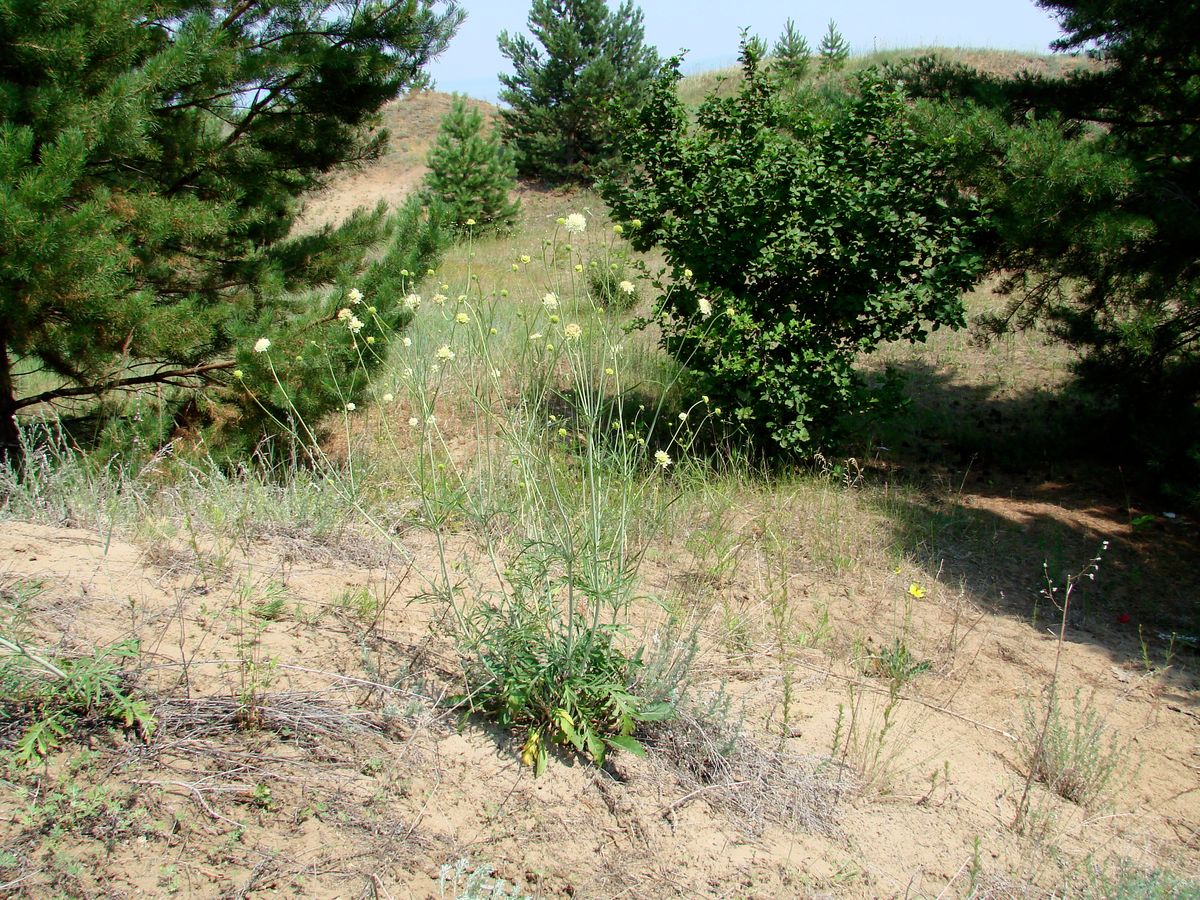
xmin=0 ymin=325 xmax=21 ymax=468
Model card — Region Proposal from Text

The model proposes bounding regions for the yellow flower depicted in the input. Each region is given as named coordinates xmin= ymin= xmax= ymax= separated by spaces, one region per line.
xmin=233 ymin=368 xmax=244 ymax=379
xmin=435 ymin=345 xmax=455 ymax=361
xmin=563 ymin=323 xmax=582 ymax=341
xmin=366 ymin=335 xmax=375 ymax=344
xmin=465 ymin=218 xmax=476 ymax=226
xmin=520 ymin=254 xmax=531 ymax=264
xmin=684 ymin=268 xmax=693 ymax=280
xmin=455 ymin=312 xmax=469 ymax=325
xmin=521 ymin=731 xmax=541 ymax=767
xmin=908 ymin=583 xmax=926 ymax=599
xmin=613 ymin=224 xmax=623 ymax=234
xmin=557 ymin=427 xmax=568 ymax=437
xmin=605 ymin=367 xmax=615 ymax=376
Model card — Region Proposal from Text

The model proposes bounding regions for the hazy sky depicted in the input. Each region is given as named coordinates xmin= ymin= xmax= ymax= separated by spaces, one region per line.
xmin=427 ymin=1 xmax=1068 ymax=101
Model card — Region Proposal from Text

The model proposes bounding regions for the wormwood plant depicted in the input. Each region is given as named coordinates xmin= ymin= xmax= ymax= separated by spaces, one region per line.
xmin=1015 ymin=542 xmax=1128 ymax=826
xmin=603 ymin=39 xmax=986 ymax=453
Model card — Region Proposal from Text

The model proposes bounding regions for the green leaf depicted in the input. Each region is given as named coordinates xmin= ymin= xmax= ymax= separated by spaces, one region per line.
xmin=605 ymin=735 xmax=646 ymax=757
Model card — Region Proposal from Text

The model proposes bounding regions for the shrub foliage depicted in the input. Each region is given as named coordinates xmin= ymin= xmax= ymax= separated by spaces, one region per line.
xmin=601 ymin=43 xmax=986 ymax=452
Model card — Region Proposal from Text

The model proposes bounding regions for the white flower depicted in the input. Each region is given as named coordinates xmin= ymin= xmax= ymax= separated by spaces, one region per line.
xmin=337 ymin=307 xmax=352 ymax=320
xmin=698 ymin=297 xmax=712 ymax=318
xmin=432 ymin=293 xmax=448 ymax=305
xmin=347 ymin=315 xmax=364 ymax=333
xmin=382 ymin=392 xmax=394 ymax=403
xmin=678 ymin=412 xmax=688 ymax=422
xmin=347 ymin=288 xmax=363 ymax=305
xmin=542 ymin=292 xmax=558 ymax=311
xmin=253 ymin=337 xmax=271 ymax=353
xmin=408 ymin=416 xmax=419 ymax=427
xmin=564 ymin=213 xmax=586 ymax=234
xmin=403 ymin=336 xmax=412 ymax=347
xmin=401 ymin=366 xmax=413 ymax=378
xmin=529 ymin=332 xmax=543 ymax=341
xmin=435 ymin=345 xmax=455 ymax=361
xmin=564 ymin=323 xmax=582 ymax=341
xmin=345 ymin=402 xmax=356 ymax=411
xmin=619 ymin=280 xmax=635 ymax=295
xmin=654 ymin=450 xmax=672 ymax=469
xmin=403 ymin=293 xmax=421 ymax=310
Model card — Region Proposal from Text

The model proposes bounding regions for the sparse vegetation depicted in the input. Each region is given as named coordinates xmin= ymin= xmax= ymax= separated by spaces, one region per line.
xmin=0 ymin=17 xmax=1196 ymax=898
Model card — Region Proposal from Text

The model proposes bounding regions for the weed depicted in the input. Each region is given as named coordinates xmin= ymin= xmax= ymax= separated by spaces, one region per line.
xmin=438 ymin=857 xmax=529 ymax=899
xmin=862 ymin=637 xmax=932 ymax=688
xmin=1014 ymin=542 xmax=1114 ymax=827
xmin=829 ymin=682 xmax=906 ymax=794
xmin=1019 ymin=689 xmax=1129 ymax=808
xmin=0 ymin=636 xmax=154 ymax=762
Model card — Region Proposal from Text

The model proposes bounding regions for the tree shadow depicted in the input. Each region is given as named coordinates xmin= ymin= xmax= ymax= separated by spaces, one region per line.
xmin=862 ymin=359 xmax=1199 ymax=700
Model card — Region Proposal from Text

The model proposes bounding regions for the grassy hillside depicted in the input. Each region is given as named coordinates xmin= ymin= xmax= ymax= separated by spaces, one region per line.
xmin=677 ymin=46 xmax=1095 ymax=106
xmin=1 ymin=57 xmax=1197 ymax=899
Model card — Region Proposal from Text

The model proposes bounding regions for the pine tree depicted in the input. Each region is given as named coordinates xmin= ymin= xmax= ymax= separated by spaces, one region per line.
xmin=423 ymin=96 xmax=521 ymax=237
xmin=497 ymin=0 xmax=660 ymax=183
xmin=0 ymin=0 xmax=462 ymax=462
xmin=818 ymin=20 xmax=851 ymax=73
xmin=900 ymin=0 xmax=1200 ymax=493
xmin=772 ymin=18 xmax=812 ymax=83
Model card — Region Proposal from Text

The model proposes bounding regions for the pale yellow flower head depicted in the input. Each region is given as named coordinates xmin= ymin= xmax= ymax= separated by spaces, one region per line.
xmin=564 ymin=212 xmax=586 ymax=234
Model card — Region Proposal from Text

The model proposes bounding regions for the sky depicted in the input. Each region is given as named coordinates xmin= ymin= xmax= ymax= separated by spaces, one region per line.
xmin=427 ymin=0 xmax=1068 ymax=102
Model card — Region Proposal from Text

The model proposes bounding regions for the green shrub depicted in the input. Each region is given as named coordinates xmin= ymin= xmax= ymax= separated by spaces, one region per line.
xmin=602 ymin=41 xmax=986 ymax=453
